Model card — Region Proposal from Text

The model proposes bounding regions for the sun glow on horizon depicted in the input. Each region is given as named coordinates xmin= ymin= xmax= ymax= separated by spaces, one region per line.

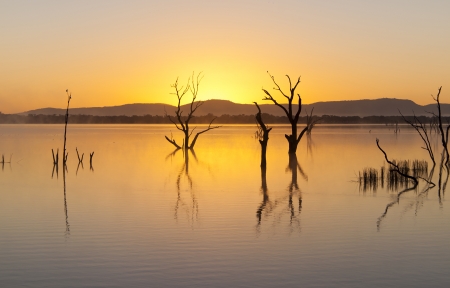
xmin=0 ymin=1 xmax=449 ymax=113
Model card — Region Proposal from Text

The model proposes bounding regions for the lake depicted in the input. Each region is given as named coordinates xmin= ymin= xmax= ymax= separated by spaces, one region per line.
xmin=1 ymin=124 xmax=449 ymax=287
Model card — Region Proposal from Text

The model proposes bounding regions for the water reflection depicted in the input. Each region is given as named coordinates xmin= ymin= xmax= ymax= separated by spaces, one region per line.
xmin=1 ymin=154 xmax=12 ymax=172
xmin=52 ymin=163 xmax=59 ymax=179
xmin=306 ymin=133 xmax=315 ymax=158
xmin=62 ymin=164 xmax=70 ymax=236
xmin=375 ymin=143 xmax=449 ymax=230
xmin=256 ymin=154 xmax=304 ymax=234
xmin=286 ymin=154 xmax=303 ymax=229
xmin=168 ymin=149 xmax=199 ymax=226
xmin=76 ymin=161 xmax=84 ymax=175
xmin=51 ymin=162 xmax=70 ymax=236
xmin=256 ymin=166 xmax=270 ymax=226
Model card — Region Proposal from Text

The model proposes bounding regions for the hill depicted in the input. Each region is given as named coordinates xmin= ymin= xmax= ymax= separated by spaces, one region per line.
xmin=19 ymin=98 xmax=450 ymax=117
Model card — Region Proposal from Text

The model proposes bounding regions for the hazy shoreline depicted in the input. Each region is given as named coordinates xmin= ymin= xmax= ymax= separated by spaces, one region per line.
xmin=1 ymin=113 xmax=447 ymax=125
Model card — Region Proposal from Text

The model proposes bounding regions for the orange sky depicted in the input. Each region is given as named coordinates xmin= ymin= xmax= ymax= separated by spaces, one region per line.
xmin=0 ymin=1 xmax=449 ymax=113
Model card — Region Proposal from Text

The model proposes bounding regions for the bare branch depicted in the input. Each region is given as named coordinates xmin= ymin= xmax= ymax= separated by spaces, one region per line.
xmin=267 ymin=71 xmax=289 ymax=99
xmin=189 ymin=119 xmax=222 ymax=149
xmin=166 ymin=114 xmax=183 ymax=131
xmin=165 ymin=135 xmax=181 ymax=149
xmin=376 ymin=138 xmax=419 ymax=186
xmin=262 ymin=89 xmax=289 ymax=116
xmin=254 ymin=102 xmax=271 ymax=133
xmin=399 ymin=110 xmax=435 ymax=165
xmin=294 ymin=94 xmax=302 ymax=123
xmin=291 ymin=76 xmax=301 ymax=92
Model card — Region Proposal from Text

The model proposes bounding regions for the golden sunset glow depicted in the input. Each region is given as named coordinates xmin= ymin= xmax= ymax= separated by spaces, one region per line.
xmin=0 ymin=1 xmax=449 ymax=113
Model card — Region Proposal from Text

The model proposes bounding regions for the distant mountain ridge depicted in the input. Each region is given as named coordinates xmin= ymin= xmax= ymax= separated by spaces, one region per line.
xmin=19 ymin=98 xmax=450 ymax=117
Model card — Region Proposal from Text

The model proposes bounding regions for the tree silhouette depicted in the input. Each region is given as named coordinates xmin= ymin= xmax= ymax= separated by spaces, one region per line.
xmin=254 ymin=102 xmax=272 ymax=168
xmin=262 ymin=72 xmax=318 ymax=154
xmin=164 ymin=72 xmax=221 ymax=150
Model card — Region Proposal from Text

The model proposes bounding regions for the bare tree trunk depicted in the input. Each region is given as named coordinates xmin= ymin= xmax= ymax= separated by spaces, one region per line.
xmin=63 ymin=90 xmax=71 ymax=165
xmin=432 ymin=87 xmax=450 ymax=165
xmin=254 ymin=102 xmax=272 ymax=167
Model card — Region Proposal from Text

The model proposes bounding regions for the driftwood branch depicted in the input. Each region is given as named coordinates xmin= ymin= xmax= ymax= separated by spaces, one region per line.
xmin=376 ymin=138 xmax=419 ymax=186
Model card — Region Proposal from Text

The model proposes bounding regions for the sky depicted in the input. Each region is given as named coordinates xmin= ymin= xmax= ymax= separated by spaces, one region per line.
xmin=0 ymin=0 xmax=449 ymax=113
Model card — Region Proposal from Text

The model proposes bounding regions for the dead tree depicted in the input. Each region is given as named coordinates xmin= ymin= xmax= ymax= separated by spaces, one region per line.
xmin=430 ymin=87 xmax=450 ymax=165
xmin=63 ymin=90 xmax=71 ymax=165
xmin=254 ymin=102 xmax=272 ymax=168
xmin=262 ymin=72 xmax=316 ymax=154
xmin=164 ymin=72 xmax=221 ymax=150
xmin=399 ymin=111 xmax=435 ymax=166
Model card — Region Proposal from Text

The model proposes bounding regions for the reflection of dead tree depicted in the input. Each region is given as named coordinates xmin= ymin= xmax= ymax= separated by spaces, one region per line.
xmin=376 ymin=185 xmax=416 ymax=230
xmin=52 ymin=149 xmax=59 ymax=165
xmin=76 ymin=148 xmax=84 ymax=164
xmin=377 ymin=163 xmax=436 ymax=230
xmin=262 ymin=72 xmax=318 ymax=154
xmin=256 ymin=166 xmax=273 ymax=228
xmin=52 ymin=163 xmax=59 ymax=179
xmin=169 ymin=149 xmax=199 ymax=226
xmin=62 ymin=162 xmax=70 ymax=236
xmin=286 ymin=153 xmax=308 ymax=182
xmin=164 ymin=72 xmax=221 ymax=150
xmin=375 ymin=139 xmax=418 ymax=230
xmin=306 ymin=133 xmax=315 ymax=157
xmin=375 ymin=139 xmax=437 ymax=230
xmin=254 ymin=102 xmax=272 ymax=168
xmin=1 ymin=154 xmax=11 ymax=164
xmin=377 ymin=166 xmax=437 ymax=230
xmin=287 ymin=154 xmax=303 ymax=223
xmin=1 ymin=154 xmax=12 ymax=171
xmin=76 ymin=161 xmax=84 ymax=175
xmin=436 ymin=151 xmax=450 ymax=202
xmin=256 ymin=155 xmax=304 ymax=234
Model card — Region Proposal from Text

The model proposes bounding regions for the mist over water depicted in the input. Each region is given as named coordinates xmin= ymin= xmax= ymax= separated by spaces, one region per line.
xmin=0 ymin=124 xmax=449 ymax=287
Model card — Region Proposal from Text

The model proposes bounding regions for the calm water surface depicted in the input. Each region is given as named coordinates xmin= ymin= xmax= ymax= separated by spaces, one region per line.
xmin=0 ymin=124 xmax=449 ymax=287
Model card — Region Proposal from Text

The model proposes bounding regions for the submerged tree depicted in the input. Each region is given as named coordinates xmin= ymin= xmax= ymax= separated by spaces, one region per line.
xmin=262 ymin=72 xmax=318 ymax=154
xmin=430 ymin=87 xmax=450 ymax=165
xmin=254 ymin=102 xmax=272 ymax=168
xmin=63 ymin=89 xmax=71 ymax=165
xmin=164 ymin=72 xmax=221 ymax=150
